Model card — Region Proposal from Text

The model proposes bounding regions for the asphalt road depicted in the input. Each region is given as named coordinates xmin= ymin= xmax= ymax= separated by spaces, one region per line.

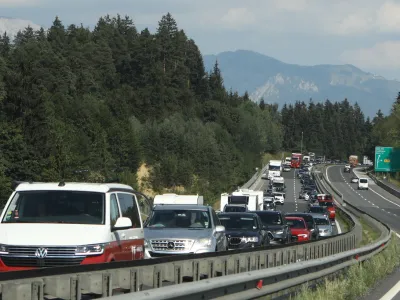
xmin=251 ymin=169 xmax=339 ymax=235
xmin=327 ymin=165 xmax=400 ymax=300
xmin=327 ymin=165 xmax=400 ymax=232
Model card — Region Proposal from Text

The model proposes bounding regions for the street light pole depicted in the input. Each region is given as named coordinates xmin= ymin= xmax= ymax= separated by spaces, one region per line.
xmin=301 ymin=131 xmax=303 ymax=154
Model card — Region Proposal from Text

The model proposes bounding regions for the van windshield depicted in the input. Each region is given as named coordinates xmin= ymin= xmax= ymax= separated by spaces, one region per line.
xmin=146 ymin=210 xmax=211 ymax=229
xmin=2 ymin=191 xmax=105 ymax=224
xmin=268 ymin=165 xmax=280 ymax=171
xmin=360 ymin=179 xmax=368 ymax=183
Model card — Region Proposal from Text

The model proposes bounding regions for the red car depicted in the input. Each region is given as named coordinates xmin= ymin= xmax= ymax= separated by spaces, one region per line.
xmin=319 ymin=200 xmax=336 ymax=221
xmin=285 ymin=217 xmax=311 ymax=242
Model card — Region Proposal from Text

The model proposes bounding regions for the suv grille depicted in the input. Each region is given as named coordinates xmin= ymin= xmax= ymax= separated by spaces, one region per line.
xmin=1 ymin=246 xmax=84 ymax=267
xmin=150 ymin=240 xmax=194 ymax=251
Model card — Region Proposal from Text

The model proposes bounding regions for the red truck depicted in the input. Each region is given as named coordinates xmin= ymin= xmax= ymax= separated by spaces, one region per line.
xmin=291 ymin=153 xmax=302 ymax=168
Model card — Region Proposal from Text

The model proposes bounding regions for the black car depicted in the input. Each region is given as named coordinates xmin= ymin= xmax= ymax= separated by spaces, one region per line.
xmin=252 ymin=211 xmax=292 ymax=244
xmin=218 ymin=213 xmax=269 ymax=249
xmin=307 ymin=205 xmax=329 ymax=217
xmin=285 ymin=212 xmax=319 ymax=240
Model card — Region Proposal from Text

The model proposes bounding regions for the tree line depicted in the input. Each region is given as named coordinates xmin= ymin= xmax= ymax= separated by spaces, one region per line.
xmin=0 ymin=13 xmax=397 ymax=206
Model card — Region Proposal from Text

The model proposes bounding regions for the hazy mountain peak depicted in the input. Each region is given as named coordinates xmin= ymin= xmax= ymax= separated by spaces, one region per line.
xmin=203 ymin=50 xmax=399 ymax=117
xmin=0 ymin=17 xmax=42 ymax=39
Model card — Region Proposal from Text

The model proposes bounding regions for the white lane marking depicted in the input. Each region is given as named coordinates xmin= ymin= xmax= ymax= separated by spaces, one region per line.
xmin=379 ymin=279 xmax=400 ymax=300
xmin=335 ymin=220 xmax=342 ymax=234
xmin=369 ymin=187 xmax=400 ymax=209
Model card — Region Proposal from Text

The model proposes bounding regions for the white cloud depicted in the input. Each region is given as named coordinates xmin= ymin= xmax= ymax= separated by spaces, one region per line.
xmin=376 ymin=1 xmax=400 ymax=32
xmin=340 ymin=41 xmax=400 ymax=69
xmin=220 ymin=8 xmax=256 ymax=30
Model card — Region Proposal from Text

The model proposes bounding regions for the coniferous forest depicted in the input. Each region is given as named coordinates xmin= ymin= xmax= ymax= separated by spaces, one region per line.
xmin=0 ymin=13 xmax=398 ymax=205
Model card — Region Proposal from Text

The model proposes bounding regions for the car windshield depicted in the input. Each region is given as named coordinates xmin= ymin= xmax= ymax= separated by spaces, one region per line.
xmin=146 ymin=209 xmax=211 ymax=229
xmin=288 ymin=214 xmax=313 ymax=228
xmin=310 ymin=207 xmax=325 ymax=213
xmin=269 ymin=165 xmax=280 ymax=171
xmin=224 ymin=206 xmax=247 ymax=212
xmin=257 ymin=213 xmax=282 ymax=225
xmin=314 ymin=218 xmax=330 ymax=225
xmin=219 ymin=215 xmax=258 ymax=230
xmin=286 ymin=219 xmax=305 ymax=229
xmin=2 ymin=191 xmax=105 ymax=224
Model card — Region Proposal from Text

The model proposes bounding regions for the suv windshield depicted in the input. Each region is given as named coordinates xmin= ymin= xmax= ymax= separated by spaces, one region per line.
xmin=309 ymin=207 xmax=326 ymax=213
xmin=256 ymin=213 xmax=282 ymax=225
xmin=2 ymin=191 xmax=105 ymax=224
xmin=146 ymin=209 xmax=211 ymax=229
xmin=219 ymin=215 xmax=258 ymax=230
xmin=319 ymin=202 xmax=334 ymax=207
xmin=314 ymin=218 xmax=330 ymax=225
xmin=286 ymin=219 xmax=305 ymax=228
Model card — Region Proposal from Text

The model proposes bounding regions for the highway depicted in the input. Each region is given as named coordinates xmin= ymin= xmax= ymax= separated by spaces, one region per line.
xmin=326 ymin=165 xmax=400 ymax=300
xmin=252 ymin=168 xmax=340 ymax=234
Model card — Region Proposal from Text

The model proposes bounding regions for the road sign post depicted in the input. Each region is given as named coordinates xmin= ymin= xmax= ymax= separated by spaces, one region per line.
xmin=375 ymin=146 xmax=400 ymax=172
xmin=375 ymin=146 xmax=392 ymax=172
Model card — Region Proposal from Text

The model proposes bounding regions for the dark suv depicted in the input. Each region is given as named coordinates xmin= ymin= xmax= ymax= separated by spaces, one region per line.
xmin=285 ymin=212 xmax=319 ymax=240
xmin=252 ymin=211 xmax=292 ymax=244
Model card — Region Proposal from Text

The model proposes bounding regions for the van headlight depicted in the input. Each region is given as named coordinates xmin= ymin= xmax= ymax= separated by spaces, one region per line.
xmin=76 ymin=244 xmax=105 ymax=255
xmin=196 ymin=238 xmax=212 ymax=247
xmin=0 ymin=244 xmax=8 ymax=254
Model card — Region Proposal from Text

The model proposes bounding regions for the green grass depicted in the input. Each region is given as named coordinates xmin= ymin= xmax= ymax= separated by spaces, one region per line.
xmin=335 ymin=211 xmax=349 ymax=233
xmin=359 ymin=217 xmax=380 ymax=246
xmin=293 ymin=233 xmax=400 ymax=300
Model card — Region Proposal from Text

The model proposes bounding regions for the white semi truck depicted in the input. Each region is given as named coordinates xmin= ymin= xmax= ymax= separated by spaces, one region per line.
xmin=267 ymin=160 xmax=282 ymax=179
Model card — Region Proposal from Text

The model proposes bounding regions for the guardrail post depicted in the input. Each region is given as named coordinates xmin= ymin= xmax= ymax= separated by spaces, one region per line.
xmin=31 ymin=281 xmax=44 ymax=300
xmin=192 ymin=261 xmax=200 ymax=281
xmin=70 ymin=276 xmax=81 ymax=300
xmin=102 ymin=273 xmax=112 ymax=297
xmin=153 ymin=267 xmax=163 ymax=288
xmin=209 ymin=260 xmax=215 ymax=278
xmin=174 ymin=264 xmax=182 ymax=284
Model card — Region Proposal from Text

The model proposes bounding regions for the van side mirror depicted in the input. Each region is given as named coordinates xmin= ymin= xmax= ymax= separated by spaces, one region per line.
xmin=112 ymin=217 xmax=132 ymax=230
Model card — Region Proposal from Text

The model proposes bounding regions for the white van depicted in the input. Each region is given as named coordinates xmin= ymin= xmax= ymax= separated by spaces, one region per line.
xmin=0 ymin=182 xmax=145 ymax=271
xmin=358 ymin=178 xmax=369 ymax=190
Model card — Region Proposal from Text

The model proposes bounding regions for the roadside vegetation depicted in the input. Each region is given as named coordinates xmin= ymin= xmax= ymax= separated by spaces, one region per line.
xmin=359 ymin=217 xmax=380 ymax=246
xmin=334 ymin=211 xmax=350 ymax=233
xmin=0 ymin=13 xmax=397 ymax=207
xmin=294 ymin=234 xmax=400 ymax=300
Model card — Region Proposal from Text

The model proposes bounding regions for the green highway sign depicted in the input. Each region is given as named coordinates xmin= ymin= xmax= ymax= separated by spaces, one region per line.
xmin=375 ymin=146 xmax=400 ymax=172
xmin=375 ymin=146 xmax=392 ymax=172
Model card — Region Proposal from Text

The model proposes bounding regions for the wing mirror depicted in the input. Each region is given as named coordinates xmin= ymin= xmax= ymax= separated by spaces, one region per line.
xmin=112 ymin=217 xmax=132 ymax=231
xmin=215 ymin=225 xmax=225 ymax=233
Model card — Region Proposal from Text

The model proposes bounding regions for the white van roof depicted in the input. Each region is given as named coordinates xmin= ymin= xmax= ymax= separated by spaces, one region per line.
xmin=153 ymin=194 xmax=204 ymax=205
xmin=15 ymin=182 xmax=134 ymax=193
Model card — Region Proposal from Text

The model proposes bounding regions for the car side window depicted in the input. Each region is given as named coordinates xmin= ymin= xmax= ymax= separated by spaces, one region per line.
xmin=117 ymin=193 xmax=142 ymax=228
xmin=211 ymin=209 xmax=221 ymax=226
xmin=110 ymin=194 xmax=120 ymax=227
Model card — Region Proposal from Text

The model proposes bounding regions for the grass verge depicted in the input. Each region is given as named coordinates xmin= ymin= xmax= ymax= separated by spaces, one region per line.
xmin=359 ymin=217 xmax=380 ymax=246
xmin=335 ymin=210 xmax=349 ymax=233
xmin=293 ymin=233 xmax=400 ymax=300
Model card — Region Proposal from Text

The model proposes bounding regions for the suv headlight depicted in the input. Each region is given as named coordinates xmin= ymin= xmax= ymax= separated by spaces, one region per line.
xmin=144 ymin=239 xmax=150 ymax=248
xmin=76 ymin=243 xmax=105 ymax=256
xmin=0 ymin=244 xmax=9 ymax=254
xmin=275 ymin=230 xmax=284 ymax=235
xmin=243 ymin=237 xmax=259 ymax=243
xmin=196 ymin=238 xmax=212 ymax=248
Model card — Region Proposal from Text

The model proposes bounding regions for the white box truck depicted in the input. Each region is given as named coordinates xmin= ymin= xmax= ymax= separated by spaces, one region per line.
xmin=267 ymin=160 xmax=282 ymax=179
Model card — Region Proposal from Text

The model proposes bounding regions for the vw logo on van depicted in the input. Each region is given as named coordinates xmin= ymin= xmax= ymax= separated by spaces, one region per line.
xmin=35 ymin=247 xmax=48 ymax=258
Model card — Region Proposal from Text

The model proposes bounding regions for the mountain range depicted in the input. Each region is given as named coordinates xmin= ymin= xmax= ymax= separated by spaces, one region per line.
xmin=203 ymin=50 xmax=399 ymax=117
xmin=0 ymin=17 xmax=41 ymax=39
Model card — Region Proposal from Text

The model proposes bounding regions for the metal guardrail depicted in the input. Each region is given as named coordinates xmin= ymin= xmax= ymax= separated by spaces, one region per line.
xmin=0 ymin=165 xmax=391 ymax=300
xmin=366 ymin=171 xmax=400 ymax=198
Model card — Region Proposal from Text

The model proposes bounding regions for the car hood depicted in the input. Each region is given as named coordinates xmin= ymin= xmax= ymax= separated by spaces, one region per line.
xmin=265 ymin=225 xmax=284 ymax=232
xmin=318 ymin=225 xmax=332 ymax=231
xmin=225 ymin=230 xmax=259 ymax=237
xmin=290 ymin=228 xmax=309 ymax=235
xmin=144 ymin=228 xmax=213 ymax=240
xmin=0 ymin=223 xmax=110 ymax=246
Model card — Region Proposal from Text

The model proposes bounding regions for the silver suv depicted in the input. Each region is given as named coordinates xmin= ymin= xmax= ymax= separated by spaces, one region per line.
xmin=144 ymin=204 xmax=227 ymax=258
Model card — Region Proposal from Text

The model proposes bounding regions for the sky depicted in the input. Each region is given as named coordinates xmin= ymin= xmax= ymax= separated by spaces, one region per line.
xmin=2 ymin=0 xmax=400 ymax=79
